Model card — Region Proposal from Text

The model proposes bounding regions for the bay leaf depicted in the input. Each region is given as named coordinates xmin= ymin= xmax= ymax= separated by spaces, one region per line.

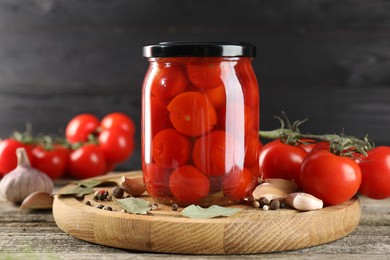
xmin=113 ymin=197 xmax=151 ymax=215
xmin=74 ymin=179 xmax=117 ymax=188
xmin=55 ymin=187 xmax=95 ymax=196
xmin=181 ymin=205 xmax=241 ymax=219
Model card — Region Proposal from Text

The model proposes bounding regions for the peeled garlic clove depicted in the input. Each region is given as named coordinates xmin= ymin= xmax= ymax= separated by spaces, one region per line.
xmin=264 ymin=178 xmax=298 ymax=194
xmin=0 ymin=148 xmax=54 ymax=204
xmin=20 ymin=191 xmax=53 ymax=210
xmin=285 ymin=192 xmax=323 ymax=211
xmin=251 ymin=183 xmax=287 ymax=202
xmin=119 ymin=175 xmax=145 ymax=197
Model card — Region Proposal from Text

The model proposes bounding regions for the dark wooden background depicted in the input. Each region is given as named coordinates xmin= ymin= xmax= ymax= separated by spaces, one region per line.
xmin=1 ymin=0 xmax=389 ymax=170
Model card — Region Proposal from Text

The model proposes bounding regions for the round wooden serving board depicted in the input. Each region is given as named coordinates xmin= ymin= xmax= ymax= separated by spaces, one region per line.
xmin=53 ymin=171 xmax=361 ymax=254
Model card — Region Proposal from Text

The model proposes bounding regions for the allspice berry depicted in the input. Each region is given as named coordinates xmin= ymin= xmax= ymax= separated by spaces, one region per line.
xmin=112 ymin=186 xmax=125 ymax=198
xmin=270 ymin=199 xmax=280 ymax=210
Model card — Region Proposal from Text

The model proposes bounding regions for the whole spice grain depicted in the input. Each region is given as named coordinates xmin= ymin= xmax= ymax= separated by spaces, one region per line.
xmin=151 ymin=203 xmax=159 ymax=210
xmin=112 ymin=186 xmax=125 ymax=198
xmin=85 ymin=201 xmax=92 ymax=206
xmin=252 ymin=200 xmax=260 ymax=208
xmin=103 ymin=206 xmax=113 ymax=211
xmin=96 ymin=204 xmax=104 ymax=209
xmin=270 ymin=199 xmax=280 ymax=210
xmin=172 ymin=203 xmax=179 ymax=211
xmin=259 ymin=197 xmax=269 ymax=207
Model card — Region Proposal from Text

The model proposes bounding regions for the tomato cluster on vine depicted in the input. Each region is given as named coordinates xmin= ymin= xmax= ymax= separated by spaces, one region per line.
xmin=259 ymin=137 xmax=390 ymax=204
xmin=0 ymin=112 xmax=135 ymax=180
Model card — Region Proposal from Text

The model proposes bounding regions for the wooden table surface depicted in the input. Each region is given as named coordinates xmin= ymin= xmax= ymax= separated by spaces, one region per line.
xmin=1 ymin=190 xmax=389 ymax=259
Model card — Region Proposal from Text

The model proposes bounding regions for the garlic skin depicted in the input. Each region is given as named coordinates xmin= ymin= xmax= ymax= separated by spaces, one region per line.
xmin=0 ymin=148 xmax=54 ymax=204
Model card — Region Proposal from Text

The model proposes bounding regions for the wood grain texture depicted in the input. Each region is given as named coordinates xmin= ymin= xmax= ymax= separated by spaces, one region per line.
xmin=1 ymin=0 xmax=390 ymax=172
xmin=1 ymin=193 xmax=389 ymax=258
xmin=52 ymin=171 xmax=361 ymax=254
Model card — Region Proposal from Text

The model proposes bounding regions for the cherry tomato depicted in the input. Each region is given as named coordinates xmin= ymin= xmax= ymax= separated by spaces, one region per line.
xmin=66 ymin=114 xmax=100 ymax=144
xmin=101 ymin=112 xmax=136 ymax=137
xmin=235 ymin=60 xmax=259 ymax=109
xmin=187 ymin=62 xmax=223 ymax=90
xmin=31 ymin=145 xmax=69 ymax=179
xmin=152 ymin=128 xmax=191 ymax=168
xmin=192 ymin=130 xmax=243 ymax=177
xmin=244 ymin=132 xmax=262 ymax=167
xmin=259 ymin=140 xmax=307 ymax=187
xmin=204 ymin=84 xmax=226 ymax=110
xmin=297 ymin=139 xmax=318 ymax=153
xmin=143 ymin=163 xmax=172 ymax=199
xmin=169 ymin=165 xmax=210 ymax=204
xmin=300 ymin=150 xmax=362 ymax=205
xmin=148 ymin=96 xmax=172 ymax=137
xmin=0 ymin=139 xmax=33 ymax=176
xmin=98 ymin=128 xmax=135 ymax=164
xmin=311 ymin=141 xmax=330 ymax=153
xmin=223 ymin=167 xmax=254 ymax=201
xmin=357 ymin=146 xmax=390 ymax=199
xmin=218 ymin=103 xmax=254 ymax=138
xmin=150 ymin=64 xmax=189 ymax=100
xmin=167 ymin=92 xmax=217 ymax=137
xmin=67 ymin=144 xmax=106 ymax=179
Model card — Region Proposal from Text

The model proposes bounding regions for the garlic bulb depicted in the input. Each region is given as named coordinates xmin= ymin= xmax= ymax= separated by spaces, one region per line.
xmin=0 ymin=147 xmax=53 ymax=204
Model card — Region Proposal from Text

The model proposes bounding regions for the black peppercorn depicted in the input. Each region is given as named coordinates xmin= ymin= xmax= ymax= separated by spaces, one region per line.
xmin=259 ymin=197 xmax=269 ymax=207
xmin=85 ymin=201 xmax=92 ymax=206
xmin=172 ymin=203 xmax=179 ymax=211
xmin=151 ymin=203 xmax=159 ymax=210
xmin=103 ymin=206 xmax=113 ymax=211
xmin=96 ymin=204 xmax=104 ymax=209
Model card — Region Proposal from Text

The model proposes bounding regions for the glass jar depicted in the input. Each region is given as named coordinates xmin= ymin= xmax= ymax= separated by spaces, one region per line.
xmin=141 ymin=42 xmax=260 ymax=206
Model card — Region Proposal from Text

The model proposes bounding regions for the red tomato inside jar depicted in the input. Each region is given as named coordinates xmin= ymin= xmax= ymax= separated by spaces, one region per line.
xmin=142 ymin=42 xmax=260 ymax=206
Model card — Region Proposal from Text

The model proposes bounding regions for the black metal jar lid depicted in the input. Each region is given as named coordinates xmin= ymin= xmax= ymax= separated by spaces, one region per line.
xmin=143 ymin=42 xmax=256 ymax=58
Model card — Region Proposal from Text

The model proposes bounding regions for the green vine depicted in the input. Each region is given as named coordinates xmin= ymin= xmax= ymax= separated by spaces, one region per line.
xmin=259 ymin=113 xmax=373 ymax=157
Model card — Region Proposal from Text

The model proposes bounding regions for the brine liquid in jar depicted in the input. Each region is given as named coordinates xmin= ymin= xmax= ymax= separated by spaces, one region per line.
xmin=142 ymin=42 xmax=260 ymax=206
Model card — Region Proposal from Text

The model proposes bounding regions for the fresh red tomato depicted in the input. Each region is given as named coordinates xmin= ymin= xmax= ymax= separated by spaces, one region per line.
xmin=259 ymin=140 xmax=307 ymax=187
xmin=357 ymin=146 xmax=390 ymax=199
xmin=98 ymin=128 xmax=135 ymax=164
xmin=31 ymin=145 xmax=69 ymax=179
xmin=66 ymin=114 xmax=100 ymax=144
xmin=169 ymin=165 xmax=210 ymax=204
xmin=192 ymin=130 xmax=243 ymax=177
xmin=297 ymin=139 xmax=318 ymax=153
xmin=150 ymin=64 xmax=189 ymax=100
xmin=0 ymin=139 xmax=33 ymax=176
xmin=100 ymin=112 xmax=136 ymax=137
xmin=152 ymin=128 xmax=191 ymax=168
xmin=300 ymin=150 xmax=362 ymax=205
xmin=67 ymin=144 xmax=106 ymax=179
xmin=311 ymin=141 xmax=330 ymax=153
xmin=187 ymin=62 xmax=223 ymax=90
xmin=167 ymin=92 xmax=217 ymax=137
xmin=223 ymin=167 xmax=254 ymax=201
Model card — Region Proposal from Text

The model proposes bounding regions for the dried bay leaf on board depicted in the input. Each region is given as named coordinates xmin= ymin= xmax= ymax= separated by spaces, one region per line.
xmin=54 ymin=187 xmax=95 ymax=196
xmin=181 ymin=205 xmax=241 ymax=219
xmin=113 ymin=197 xmax=152 ymax=215
xmin=74 ymin=179 xmax=117 ymax=188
